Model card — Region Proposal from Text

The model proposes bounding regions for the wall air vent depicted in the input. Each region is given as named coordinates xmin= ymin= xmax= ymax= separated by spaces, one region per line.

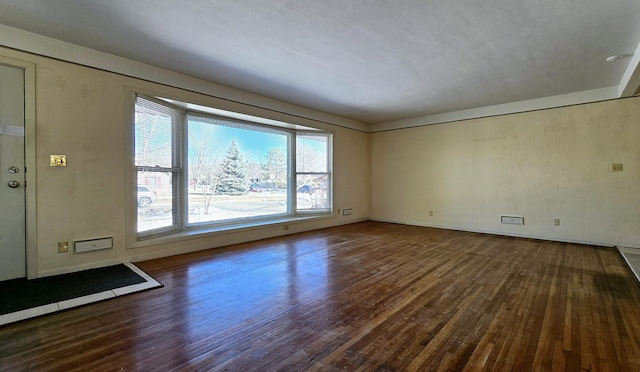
xmin=501 ymin=216 xmax=524 ymax=225
xmin=74 ymin=237 xmax=113 ymax=253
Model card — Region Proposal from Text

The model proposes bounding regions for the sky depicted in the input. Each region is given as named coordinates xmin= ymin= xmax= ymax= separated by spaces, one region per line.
xmin=189 ymin=118 xmax=288 ymax=164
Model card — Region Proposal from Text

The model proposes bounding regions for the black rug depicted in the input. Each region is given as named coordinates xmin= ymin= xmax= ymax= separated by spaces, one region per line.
xmin=0 ymin=264 xmax=147 ymax=315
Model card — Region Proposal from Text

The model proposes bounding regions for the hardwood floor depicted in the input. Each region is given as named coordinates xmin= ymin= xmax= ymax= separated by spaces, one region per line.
xmin=1 ymin=221 xmax=640 ymax=371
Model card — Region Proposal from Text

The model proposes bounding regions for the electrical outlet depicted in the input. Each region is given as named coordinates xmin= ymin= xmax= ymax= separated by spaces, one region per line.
xmin=58 ymin=241 xmax=69 ymax=253
xmin=611 ymin=163 xmax=623 ymax=172
xmin=429 ymin=210 xmax=434 ymax=216
xmin=554 ymin=218 xmax=560 ymax=226
xmin=283 ymin=225 xmax=289 ymax=231
xmin=342 ymin=208 xmax=353 ymax=216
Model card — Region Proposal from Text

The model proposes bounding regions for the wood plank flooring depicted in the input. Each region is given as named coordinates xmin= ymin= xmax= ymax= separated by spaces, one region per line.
xmin=1 ymin=221 xmax=640 ymax=371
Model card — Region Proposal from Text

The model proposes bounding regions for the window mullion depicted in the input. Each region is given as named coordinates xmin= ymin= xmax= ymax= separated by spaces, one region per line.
xmin=290 ymin=132 xmax=296 ymax=214
xmin=175 ymin=111 xmax=186 ymax=230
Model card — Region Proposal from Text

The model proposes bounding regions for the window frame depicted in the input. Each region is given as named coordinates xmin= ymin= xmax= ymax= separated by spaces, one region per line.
xmin=295 ymin=131 xmax=333 ymax=215
xmin=134 ymin=95 xmax=185 ymax=239
xmin=128 ymin=91 xmax=333 ymax=243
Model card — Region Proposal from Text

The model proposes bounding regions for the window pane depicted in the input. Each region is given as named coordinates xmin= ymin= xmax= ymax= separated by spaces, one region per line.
xmin=135 ymin=107 xmax=174 ymax=168
xmin=296 ymin=174 xmax=330 ymax=212
xmin=296 ymin=134 xmax=328 ymax=172
xmin=187 ymin=117 xmax=289 ymax=224
xmin=137 ymin=171 xmax=176 ymax=232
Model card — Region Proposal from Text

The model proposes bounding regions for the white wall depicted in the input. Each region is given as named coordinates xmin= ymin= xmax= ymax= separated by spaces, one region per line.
xmin=0 ymin=46 xmax=370 ymax=277
xmin=370 ymin=98 xmax=640 ymax=248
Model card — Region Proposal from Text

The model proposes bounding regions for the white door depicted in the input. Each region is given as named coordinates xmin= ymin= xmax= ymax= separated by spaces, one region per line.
xmin=0 ymin=64 xmax=26 ymax=281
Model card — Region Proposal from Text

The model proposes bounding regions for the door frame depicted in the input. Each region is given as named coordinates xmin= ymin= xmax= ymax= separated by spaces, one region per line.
xmin=0 ymin=55 xmax=36 ymax=279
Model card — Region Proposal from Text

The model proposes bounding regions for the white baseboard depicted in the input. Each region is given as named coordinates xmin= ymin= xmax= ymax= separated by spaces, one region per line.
xmin=369 ymin=217 xmax=619 ymax=248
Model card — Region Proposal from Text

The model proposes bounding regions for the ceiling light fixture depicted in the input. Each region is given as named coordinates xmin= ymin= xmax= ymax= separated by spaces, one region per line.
xmin=605 ymin=54 xmax=625 ymax=62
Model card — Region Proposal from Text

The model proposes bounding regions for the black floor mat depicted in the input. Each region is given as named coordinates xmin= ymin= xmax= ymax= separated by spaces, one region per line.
xmin=0 ymin=264 xmax=147 ymax=315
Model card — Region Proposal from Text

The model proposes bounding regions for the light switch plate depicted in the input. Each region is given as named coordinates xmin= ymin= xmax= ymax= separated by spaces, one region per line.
xmin=50 ymin=155 xmax=67 ymax=167
xmin=58 ymin=241 xmax=69 ymax=253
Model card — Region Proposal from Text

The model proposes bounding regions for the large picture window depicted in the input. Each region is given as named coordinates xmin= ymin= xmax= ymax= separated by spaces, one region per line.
xmin=133 ymin=95 xmax=332 ymax=239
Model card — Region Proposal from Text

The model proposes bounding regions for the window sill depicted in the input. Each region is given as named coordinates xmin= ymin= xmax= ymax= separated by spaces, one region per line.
xmin=127 ymin=214 xmax=333 ymax=249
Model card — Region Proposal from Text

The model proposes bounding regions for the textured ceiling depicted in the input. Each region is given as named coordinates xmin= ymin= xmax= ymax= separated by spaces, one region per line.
xmin=1 ymin=0 xmax=639 ymax=124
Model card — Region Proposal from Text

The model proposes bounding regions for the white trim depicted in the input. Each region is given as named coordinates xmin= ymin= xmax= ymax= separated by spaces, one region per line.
xmin=0 ymin=55 xmax=37 ymax=279
xmin=0 ymin=304 xmax=59 ymax=326
xmin=370 ymin=87 xmax=619 ymax=132
xmin=617 ymin=40 xmax=640 ymax=97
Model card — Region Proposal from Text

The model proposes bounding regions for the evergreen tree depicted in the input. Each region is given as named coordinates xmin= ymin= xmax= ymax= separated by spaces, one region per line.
xmin=215 ymin=141 xmax=248 ymax=195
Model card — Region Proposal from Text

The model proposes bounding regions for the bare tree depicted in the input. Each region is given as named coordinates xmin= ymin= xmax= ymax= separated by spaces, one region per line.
xmin=188 ymin=125 xmax=223 ymax=214
xmin=296 ymin=136 xmax=326 ymax=172
xmin=262 ymin=147 xmax=287 ymax=189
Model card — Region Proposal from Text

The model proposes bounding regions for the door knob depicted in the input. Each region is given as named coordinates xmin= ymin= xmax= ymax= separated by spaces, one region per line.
xmin=7 ymin=180 xmax=19 ymax=188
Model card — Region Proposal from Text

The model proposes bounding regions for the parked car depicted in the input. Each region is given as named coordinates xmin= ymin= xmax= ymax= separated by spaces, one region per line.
xmin=297 ymin=184 xmax=313 ymax=193
xmin=137 ymin=186 xmax=157 ymax=207
xmin=250 ymin=183 xmax=263 ymax=192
